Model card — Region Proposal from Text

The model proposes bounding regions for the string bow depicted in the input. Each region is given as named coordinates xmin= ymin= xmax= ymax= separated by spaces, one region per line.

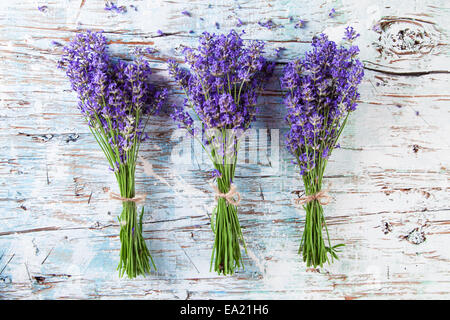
xmin=109 ymin=192 xmax=147 ymax=204
xmin=211 ymin=183 xmax=241 ymax=206
xmin=294 ymin=189 xmax=332 ymax=206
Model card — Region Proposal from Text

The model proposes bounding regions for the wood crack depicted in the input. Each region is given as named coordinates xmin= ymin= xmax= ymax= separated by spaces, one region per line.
xmin=364 ymin=65 xmax=450 ymax=76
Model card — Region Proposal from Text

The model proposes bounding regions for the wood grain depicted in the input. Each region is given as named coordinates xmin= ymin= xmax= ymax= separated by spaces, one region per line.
xmin=0 ymin=0 xmax=449 ymax=299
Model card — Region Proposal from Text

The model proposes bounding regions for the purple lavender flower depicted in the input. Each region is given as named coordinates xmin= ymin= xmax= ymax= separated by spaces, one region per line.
xmin=295 ymin=19 xmax=306 ymax=29
xmin=329 ymin=8 xmax=336 ymax=17
xmin=236 ymin=18 xmax=244 ymax=27
xmin=105 ymin=2 xmax=127 ymax=14
xmin=132 ymin=46 xmax=156 ymax=56
xmin=211 ymin=169 xmax=222 ymax=178
xmin=258 ymin=19 xmax=276 ymax=30
xmin=168 ymin=30 xmax=274 ymax=133
xmin=156 ymin=29 xmax=164 ymax=36
xmin=181 ymin=10 xmax=191 ymax=17
xmin=51 ymin=40 xmax=62 ymax=47
xmin=372 ymin=23 xmax=382 ymax=33
xmin=281 ymin=32 xmax=364 ymax=175
xmin=275 ymin=47 xmax=286 ymax=58
xmin=343 ymin=26 xmax=360 ymax=41
xmin=38 ymin=5 xmax=48 ymax=13
xmin=170 ymin=104 xmax=194 ymax=131
xmin=168 ymin=29 xmax=273 ymax=170
xmin=59 ymin=30 xmax=167 ymax=165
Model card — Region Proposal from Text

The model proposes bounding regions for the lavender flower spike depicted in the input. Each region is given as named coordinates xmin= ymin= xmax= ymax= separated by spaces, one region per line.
xmin=344 ymin=26 xmax=360 ymax=41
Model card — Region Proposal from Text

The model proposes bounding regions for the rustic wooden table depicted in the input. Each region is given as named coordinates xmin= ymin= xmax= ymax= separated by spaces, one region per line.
xmin=0 ymin=0 xmax=449 ymax=300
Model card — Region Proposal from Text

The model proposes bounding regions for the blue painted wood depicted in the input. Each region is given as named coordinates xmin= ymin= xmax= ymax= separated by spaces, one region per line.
xmin=0 ymin=0 xmax=449 ymax=299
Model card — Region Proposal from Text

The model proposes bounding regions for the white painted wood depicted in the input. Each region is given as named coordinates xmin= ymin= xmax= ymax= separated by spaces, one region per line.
xmin=0 ymin=0 xmax=449 ymax=299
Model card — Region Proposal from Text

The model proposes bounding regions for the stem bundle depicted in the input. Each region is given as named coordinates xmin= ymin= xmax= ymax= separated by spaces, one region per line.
xmin=117 ymin=190 xmax=155 ymax=278
xmin=299 ymin=167 xmax=343 ymax=268
xmin=281 ymin=33 xmax=364 ymax=268
xmin=59 ymin=31 xmax=167 ymax=278
xmin=210 ymin=167 xmax=246 ymax=275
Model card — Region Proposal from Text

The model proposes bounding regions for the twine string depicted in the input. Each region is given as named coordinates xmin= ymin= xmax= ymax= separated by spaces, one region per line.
xmin=294 ymin=189 xmax=332 ymax=206
xmin=108 ymin=158 xmax=151 ymax=228
xmin=211 ymin=183 xmax=241 ymax=206
xmin=109 ymin=192 xmax=147 ymax=204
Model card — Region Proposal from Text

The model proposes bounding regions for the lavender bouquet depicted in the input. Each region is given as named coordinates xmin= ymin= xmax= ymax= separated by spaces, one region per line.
xmin=168 ymin=30 xmax=274 ymax=275
xmin=281 ymin=30 xmax=364 ymax=268
xmin=59 ymin=31 xmax=167 ymax=278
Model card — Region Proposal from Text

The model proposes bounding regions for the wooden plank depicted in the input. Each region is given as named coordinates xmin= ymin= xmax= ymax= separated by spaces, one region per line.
xmin=0 ymin=0 xmax=449 ymax=299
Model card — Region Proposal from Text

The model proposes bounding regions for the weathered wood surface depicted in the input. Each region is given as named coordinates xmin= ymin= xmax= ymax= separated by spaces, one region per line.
xmin=0 ymin=0 xmax=449 ymax=300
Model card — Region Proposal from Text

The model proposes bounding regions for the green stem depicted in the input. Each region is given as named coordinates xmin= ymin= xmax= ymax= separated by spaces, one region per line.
xmin=298 ymin=164 xmax=344 ymax=268
xmin=210 ymin=165 xmax=245 ymax=275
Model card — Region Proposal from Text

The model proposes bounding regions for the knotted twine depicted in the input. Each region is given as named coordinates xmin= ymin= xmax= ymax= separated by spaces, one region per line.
xmin=109 ymin=192 xmax=146 ymax=204
xmin=109 ymin=192 xmax=147 ymax=226
xmin=211 ymin=183 xmax=241 ymax=206
xmin=293 ymin=189 xmax=332 ymax=206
